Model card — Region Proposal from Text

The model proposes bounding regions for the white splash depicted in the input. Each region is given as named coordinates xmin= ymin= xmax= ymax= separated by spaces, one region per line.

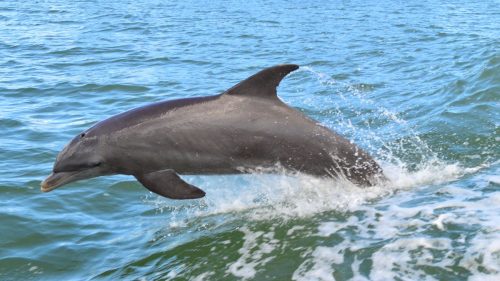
xmin=146 ymin=160 xmax=481 ymax=224
xmin=290 ymin=172 xmax=499 ymax=281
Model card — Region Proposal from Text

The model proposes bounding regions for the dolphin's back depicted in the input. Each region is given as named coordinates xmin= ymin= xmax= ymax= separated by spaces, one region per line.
xmin=86 ymin=95 xmax=220 ymax=138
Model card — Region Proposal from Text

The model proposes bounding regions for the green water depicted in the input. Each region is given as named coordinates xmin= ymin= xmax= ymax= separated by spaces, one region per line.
xmin=0 ymin=0 xmax=499 ymax=280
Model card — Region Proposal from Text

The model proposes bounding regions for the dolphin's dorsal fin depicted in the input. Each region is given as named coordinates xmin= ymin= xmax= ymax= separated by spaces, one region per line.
xmin=224 ymin=64 xmax=299 ymax=99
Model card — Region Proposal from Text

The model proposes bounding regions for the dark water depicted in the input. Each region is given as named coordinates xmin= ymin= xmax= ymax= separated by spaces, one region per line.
xmin=1 ymin=1 xmax=499 ymax=280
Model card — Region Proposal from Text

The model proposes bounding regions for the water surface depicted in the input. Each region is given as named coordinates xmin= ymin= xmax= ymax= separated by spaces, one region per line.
xmin=0 ymin=0 xmax=499 ymax=280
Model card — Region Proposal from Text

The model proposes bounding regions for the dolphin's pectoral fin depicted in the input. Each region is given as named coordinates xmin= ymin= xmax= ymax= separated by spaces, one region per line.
xmin=134 ymin=170 xmax=206 ymax=200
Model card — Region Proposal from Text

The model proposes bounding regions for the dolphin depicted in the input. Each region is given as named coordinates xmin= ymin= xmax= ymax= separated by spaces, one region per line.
xmin=41 ymin=64 xmax=385 ymax=199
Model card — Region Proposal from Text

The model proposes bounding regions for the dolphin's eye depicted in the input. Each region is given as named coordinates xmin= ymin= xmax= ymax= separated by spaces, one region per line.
xmin=80 ymin=133 xmax=86 ymax=138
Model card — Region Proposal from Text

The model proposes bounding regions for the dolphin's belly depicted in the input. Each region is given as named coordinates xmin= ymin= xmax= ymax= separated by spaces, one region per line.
xmin=137 ymin=125 xmax=339 ymax=176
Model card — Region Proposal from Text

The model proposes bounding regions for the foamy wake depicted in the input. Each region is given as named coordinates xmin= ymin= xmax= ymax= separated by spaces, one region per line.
xmin=218 ymin=163 xmax=496 ymax=281
xmin=292 ymin=177 xmax=500 ymax=281
xmin=143 ymin=161 xmax=498 ymax=280
xmin=145 ymin=160 xmax=483 ymax=222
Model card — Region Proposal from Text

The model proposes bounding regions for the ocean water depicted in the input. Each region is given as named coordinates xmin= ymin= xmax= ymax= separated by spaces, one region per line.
xmin=0 ymin=0 xmax=499 ymax=280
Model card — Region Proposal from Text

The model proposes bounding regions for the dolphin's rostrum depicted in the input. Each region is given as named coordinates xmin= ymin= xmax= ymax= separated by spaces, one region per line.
xmin=42 ymin=64 xmax=385 ymax=199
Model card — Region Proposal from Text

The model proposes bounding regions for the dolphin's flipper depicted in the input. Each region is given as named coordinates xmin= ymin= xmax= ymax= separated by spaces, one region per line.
xmin=225 ymin=64 xmax=299 ymax=99
xmin=135 ymin=170 xmax=205 ymax=199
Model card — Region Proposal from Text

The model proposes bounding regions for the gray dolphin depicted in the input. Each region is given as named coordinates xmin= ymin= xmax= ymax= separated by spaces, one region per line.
xmin=41 ymin=64 xmax=385 ymax=199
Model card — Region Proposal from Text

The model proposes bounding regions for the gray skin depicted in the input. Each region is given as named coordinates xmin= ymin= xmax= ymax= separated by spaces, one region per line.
xmin=42 ymin=64 xmax=385 ymax=199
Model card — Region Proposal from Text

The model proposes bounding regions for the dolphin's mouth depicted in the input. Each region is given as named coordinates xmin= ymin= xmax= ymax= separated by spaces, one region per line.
xmin=41 ymin=171 xmax=85 ymax=192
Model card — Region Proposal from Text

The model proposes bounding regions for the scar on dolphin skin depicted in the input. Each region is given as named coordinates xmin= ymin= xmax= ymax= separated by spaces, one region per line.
xmin=42 ymin=64 xmax=386 ymax=200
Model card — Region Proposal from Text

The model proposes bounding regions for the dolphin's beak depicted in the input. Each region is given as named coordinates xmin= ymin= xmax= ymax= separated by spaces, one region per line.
xmin=41 ymin=171 xmax=83 ymax=192
xmin=41 ymin=169 xmax=98 ymax=192
xmin=41 ymin=164 xmax=105 ymax=192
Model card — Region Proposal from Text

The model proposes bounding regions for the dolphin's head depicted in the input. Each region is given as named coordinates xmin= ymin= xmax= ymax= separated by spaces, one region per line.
xmin=41 ymin=130 xmax=110 ymax=192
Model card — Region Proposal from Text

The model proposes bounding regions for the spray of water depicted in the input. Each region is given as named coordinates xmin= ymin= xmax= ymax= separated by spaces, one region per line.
xmin=143 ymin=66 xmax=482 ymax=224
xmin=134 ymin=67 xmax=500 ymax=281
